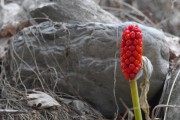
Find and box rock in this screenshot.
[60,98,100,116]
[9,21,169,118]
[157,60,180,120]
[0,1,28,28]
[156,36,180,120]
[136,0,180,36]
[165,36,180,57]
[160,12,180,37]
[22,0,51,12]
[70,100,85,112]
[29,0,120,24]
[93,0,100,4]
[70,100,90,115]
[136,0,173,22]
[164,66,180,120]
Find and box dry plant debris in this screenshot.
[26,90,60,109]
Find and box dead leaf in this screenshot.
[27,90,61,110]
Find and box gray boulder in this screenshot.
[0,1,28,28]
[156,36,180,120]
[10,21,169,118]
[136,0,180,36]
[22,0,50,11]
[164,66,180,120]
[29,0,120,24]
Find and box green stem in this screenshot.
[130,80,142,120]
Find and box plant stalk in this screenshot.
[130,80,142,120]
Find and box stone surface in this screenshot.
[22,0,50,12]
[157,60,180,120]
[136,0,173,22]
[0,1,28,28]
[10,21,169,118]
[165,67,180,120]
[160,12,180,37]
[157,36,180,120]
[136,0,180,36]
[29,0,120,24]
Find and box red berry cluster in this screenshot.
[120,25,143,80]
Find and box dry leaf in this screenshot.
[27,90,60,109]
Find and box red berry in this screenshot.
[124,46,128,51]
[133,67,139,74]
[129,56,135,62]
[126,40,132,46]
[136,32,142,39]
[120,57,125,62]
[128,25,134,30]
[125,68,132,74]
[125,34,130,40]
[134,60,140,66]
[136,45,142,53]
[121,63,127,69]
[125,30,130,34]
[133,50,138,57]
[134,28,141,32]
[123,70,130,79]
[138,41,143,47]
[129,73,135,78]
[120,49,123,54]
[133,39,139,45]
[120,41,125,48]
[130,31,135,39]
[126,50,132,57]
[122,33,125,40]
[128,45,135,51]
[136,54,142,60]
[121,55,126,62]
[129,64,135,70]
[137,63,142,69]
[125,59,130,65]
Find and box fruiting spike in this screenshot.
[120,25,143,80]
[120,25,143,120]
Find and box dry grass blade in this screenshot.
[152,104,180,120]
[113,26,120,120]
